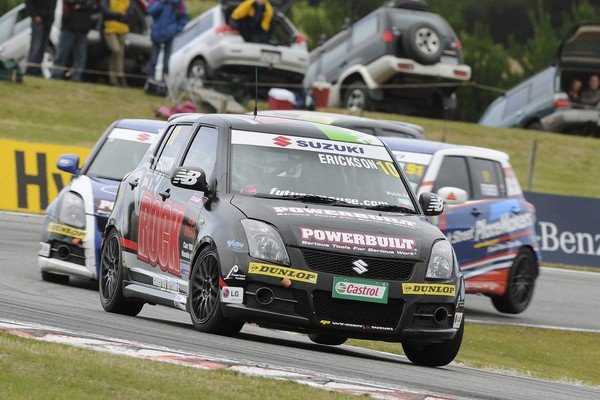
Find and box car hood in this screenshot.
[231,196,443,260]
[557,24,600,67]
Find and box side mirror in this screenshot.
[171,166,209,192]
[436,187,468,205]
[57,154,80,175]
[419,192,444,216]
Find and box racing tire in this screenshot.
[41,271,69,285]
[343,82,372,113]
[308,333,347,346]
[99,229,144,316]
[402,23,444,65]
[402,317,464,367]
[491,248,537,314]
[188,246,244,336]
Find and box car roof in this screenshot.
[381,137,508,160]
[114,119,167,132]
[255,110,425,137]
[169,113,386,145]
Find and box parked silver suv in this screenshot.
[303,0,471,117]
[167,0,308,92]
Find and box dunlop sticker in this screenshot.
[248,262,318,284]
[48,222,87,239]
[402,283,456,296]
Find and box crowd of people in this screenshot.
[23,0,274,88]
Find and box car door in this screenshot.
[122,124,194,283]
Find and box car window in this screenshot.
[433,156,471,198]
[503,85,529,118]
[351,15,377,48]
[153,125,193,175]
[85,128,158,180]
[181,126,219,179]
[381,128,416,138]
[470,158,506,199]
[530,68,553,99]
[348,126,376,135]
[172,12,213,53]
[230,131,416,211]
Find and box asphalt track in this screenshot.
[1,212,599,400]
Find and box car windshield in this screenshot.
[391,150,433,192]
[85,128,156,180]
[230,131,417,212]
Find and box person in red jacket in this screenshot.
[229,0,273,43]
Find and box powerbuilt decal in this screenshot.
[273,206,418,228]
[300,227,417,256]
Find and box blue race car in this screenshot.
[38,119,166,284]
[382,137,541,314]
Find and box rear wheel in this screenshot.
[41,271,69,285]
[188,246,244,336]
[308,334,347,346]
[343,82,372,113]
[402,318,464,367]
[99,229,144,316]
[187,59,208,85]
[492,248,537,314]
[525,121,544,131]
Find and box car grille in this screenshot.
[96,216,108,235]
[301,249,415,281]
[312,290,402,328]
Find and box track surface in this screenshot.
[1,213,599,400]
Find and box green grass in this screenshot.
[1,76,599,393]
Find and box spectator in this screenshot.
[100,0,132,87]
[230,0,273,44]
[147,0,188,82]
[581,74,600,108]
[567,79,582,103]
[24,0,58,77]
[51,0,99,82]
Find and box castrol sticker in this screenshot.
[332,277,388,304]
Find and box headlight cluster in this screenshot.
[426,240,454,280]
[58,192,86,229]
[241,219,290,265]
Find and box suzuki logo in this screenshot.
[352,259,368,275]
[136,133,152,142]
[273,135,292,147]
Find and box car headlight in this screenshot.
[426,240,453,280]
[58,192,86,229]
[241,219,290,265]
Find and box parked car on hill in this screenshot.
[38,119,166,284]
[382,137,541,314]
[302,0,471,117]
[166,0,308,92]
[257,110,425,139]
[479,24,600,135]
[0,0,152,85]
[99,113,466,367]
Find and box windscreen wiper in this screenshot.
[364,204,418,214]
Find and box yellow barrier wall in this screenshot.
[0,139,91,214]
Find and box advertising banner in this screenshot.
[0,139,90,214]
[525,191,600,268]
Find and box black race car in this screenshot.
[100,113,465,367]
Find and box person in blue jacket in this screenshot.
[147,0,188,82]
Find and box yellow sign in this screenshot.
[248,262,318,284]
[48,222,87,239]
[0,139,90,214]
[402,283,456,296]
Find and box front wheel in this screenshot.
[99,229,144,316]
[491,248,537,314]
[188,246,244,336]
[402,318,464,367]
